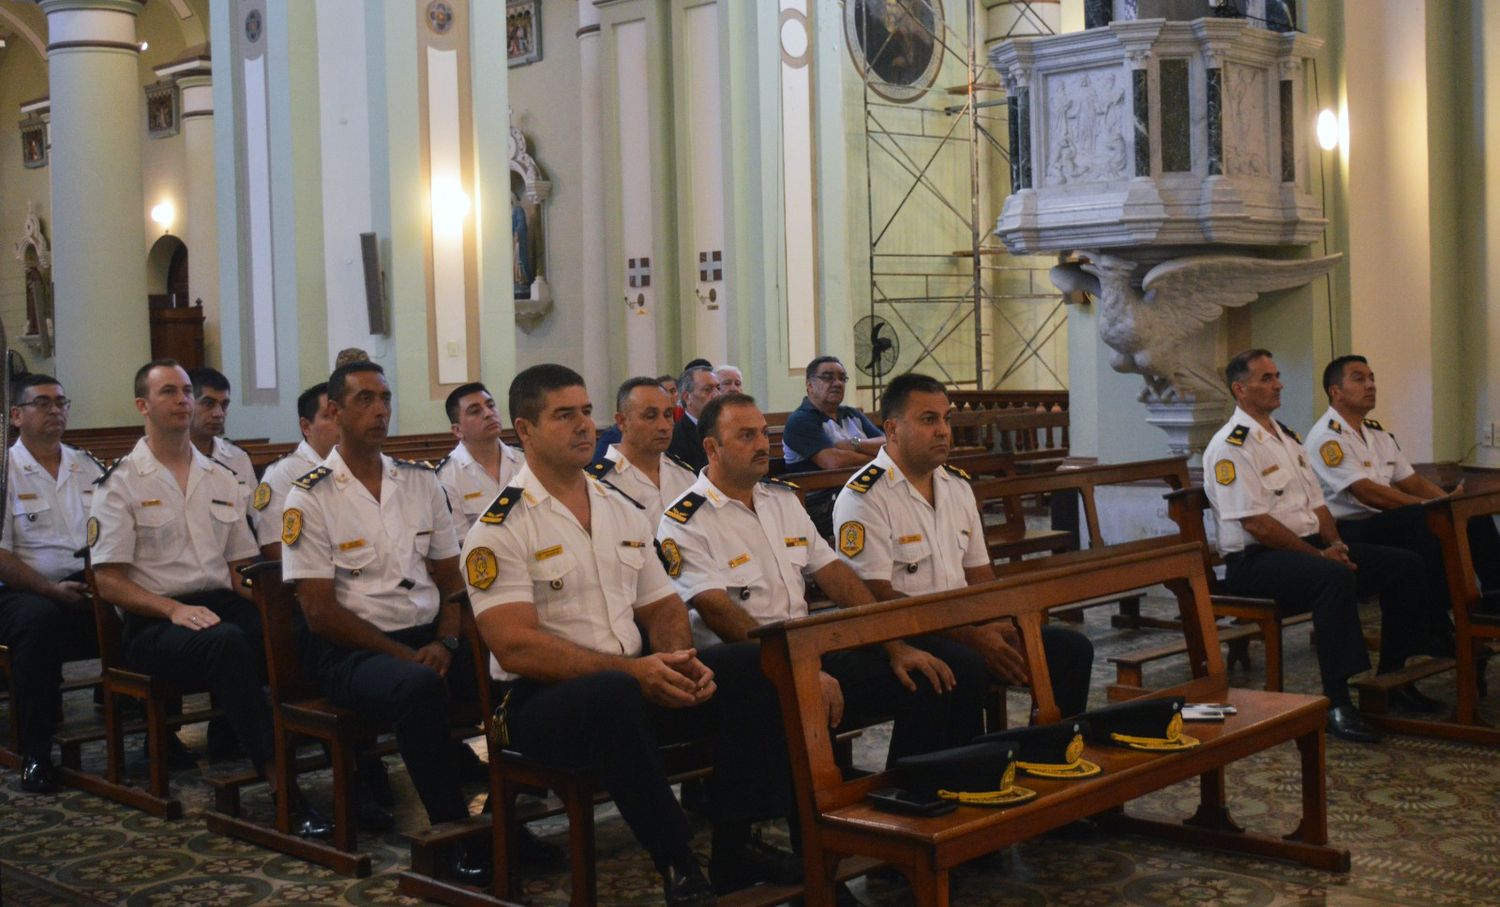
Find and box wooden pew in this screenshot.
[752,540,1347,906]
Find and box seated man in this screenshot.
[714,364,744,396]
[832,373,1095,718]
[436,382,526,533]
[188,367,256,511]
[588,377,698,516]
[251,382,339,559]
[282,361,489,882]
[463,365,798,906]
[90,360,326,832]
[1204,350,1432,741]
[666,365,721,473]
[1305,355,1500,653]
[657,392,988,764]
[781,356,884,473]
[0,374,102,792]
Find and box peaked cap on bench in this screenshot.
[1080,696,1198,752]
[894,741,1035,807]
[975,720,1100,778]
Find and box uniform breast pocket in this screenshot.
[1262,468,1291,498]
[413,528,435,558]
[894,537,933,576]
[135,505,178,556]
[11,498,54,537]
[726,558,768,603]
[334,545,379,582]
[528,549,581,615]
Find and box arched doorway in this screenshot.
[146,235,205,368]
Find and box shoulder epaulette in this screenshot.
[845,464,886,494]
[93,456,123,486]
[1276,421,1302,444]
[221,438,248,455]
[665,452,697,474]
[1225,425,1249,447]
[393,457,438,471]
[599,478,644,509]
[266,449,292,467]
[585,457,617,478]
[1328,419,1342,434]
[479,487,524,525]
[665,491,707,524]
[212,457,240,475]
[80,447,108,474]
[760,475,799,491]
[942,463,972,480]
[1362,418,1385,432]
[432,454,451,471]
[292,465,333,490]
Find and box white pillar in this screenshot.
[577,0,610,399]
[41,0,149,426]
[177,70,220,367]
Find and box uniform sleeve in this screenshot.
[960,487,990,569]
[88,479,137,566]
[1206,445,1266,521]
[632,532,677,609]
[831,485,894,582]
[252,466,287,541]
[781,410,831,461]
[425,476,460,560]
[461,520,533,616]
[1305,433,1367,496]
[280,487,334,580]
[655,514,725,603]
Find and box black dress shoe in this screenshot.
[663,864,715,906]
[1327,704,1382,743]
[1388,684,1445,714]
[517,826,567,868]
[153,733,200,770]
[294,804,335,840]
[357,754,395,809]
[206,718,246,762]
[20,756,58,794]
[441,843,493,888]
[709,835,802,894]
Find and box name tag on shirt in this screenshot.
[463,491,486,500]
[728,553,751,568]
[784,537,808,548]
[1260,465,1279,477]
[339,539,367,551]
[141,499,162,507]
[898,533,924,544]
[620,540,646,548]
[16,493,37,501]
[536,544,564,561]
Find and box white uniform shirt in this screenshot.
[1203,408,1326,555]
[461,465,673,680]
[437,440,526,533]
[212,436,256,510]
[281,447,460,632]
[88,437,259,597]
[1,442,105,581]
[1303,407,1415,521]
[250,440,324,541]
[588,445,698,518]
[655,473,838,648]
[831,448,989,595]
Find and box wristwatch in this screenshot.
[440,635,461,652]
[851,436,863,453]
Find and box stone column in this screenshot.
[576,0,609,400]
[177,70,220,367]
[41,0,149,427]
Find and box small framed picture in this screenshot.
[145,81,179,139]
[507,0,541,68]
[20,118,47,169]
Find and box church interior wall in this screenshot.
[0,26,50,363]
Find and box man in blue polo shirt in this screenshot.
[782,356,885,473]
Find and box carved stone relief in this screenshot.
[1043,68,1129,186]
[1223,63,1268,178]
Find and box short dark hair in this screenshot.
[677,365,714,402]
[328,361,386,404]
[134,358,182,399]
[805,355,843,382]
[509,363,586,425]
[683,358,713,371]
[188,367,230,396]
[1322,355,1369,400]
[699,392,758,443]
[296,383,329,423]
[656,373,676,386]
[1224,348,1273,392]
[445,382,491,424]
[616,376,669,413]
[12,373,62,406]
[880,372,948,422]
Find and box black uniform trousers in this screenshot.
[301,621,479,826]
[0,584,96,760]
[1340,504,1500,618]
[121,588,274,768]
[1224,538,1428,699]
[503,641,789,874]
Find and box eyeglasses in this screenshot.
[813,372,849,384]
[17,396,70,411]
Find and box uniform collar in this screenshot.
[1230,407,1284,444]
[324,446,400,489]
[294,440,323,465]
[1319,406,1354,436]
[212,435,241,459]
[130,436,215,477]
[691,472,764,510]
[451,438,519,469]
[513,462,611,510]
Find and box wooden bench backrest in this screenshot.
[1163,486,1226,586]
[970,456,1190,549]
[752,539,1220,813]
[788,452,1020,506]
[949,408,1070,455]
[1424,488,1500,621]
[240,561,320,703]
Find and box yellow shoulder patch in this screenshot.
[252,482,272,511]
[281,508,304,547]
[1319,440,1344,467]
[838,521,866,557]
[1213,460,1236,486]
[659,538,683,578]
[465,547,499,590]
[86,516,100,548]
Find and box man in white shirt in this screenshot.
[251,382,339,558]
[0,374,101,791]
[188,368,256,511]
[832,373,1095,718]
[587,377,697,517]
[436,382,526,532]
[1203,350,1430,741]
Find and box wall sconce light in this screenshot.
[150,201,175,233]
[1316,108,1340,151]
[431,176,471,239]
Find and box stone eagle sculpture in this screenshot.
[1050,252,1343,402]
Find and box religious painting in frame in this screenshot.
[506,0,540,68]
[843,0,946,103]
[19,118,47,169]
[145,80,180,139]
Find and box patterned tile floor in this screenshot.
[3,596,1500,906]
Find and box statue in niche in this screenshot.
[12,201,54,356]
[512,189,536,299]
[508,120,552,330]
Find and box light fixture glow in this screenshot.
[430,176,471,239]
[139,41,149,52]
[150,201,175,231]
[1316,109,1339,151]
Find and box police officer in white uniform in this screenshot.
[281,361,489,883]
[251,382,340,558]
[0,374,101,791]
[436,382,526,532]
[1203,350,1429,741]
[1305,355,1500,650]
[463,365,794,906]
[90,360,326,825]
[658,392,987,773]
[832,373,1095,718]
[586,377,697,517]
[188,368,256,512]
